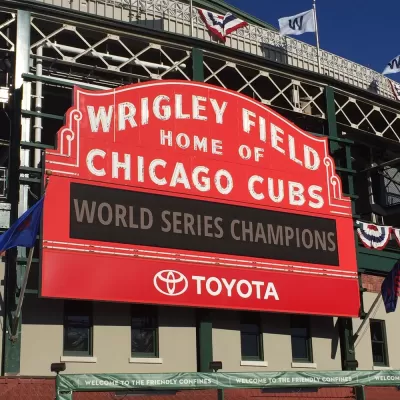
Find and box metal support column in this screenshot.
[197,310,213,372]
[3,10,31,375]
[3,87,21,375]
[16,10,31,221]
[325,86,340,155]
[325,85,363,399]
[354,386,366,400]
[192,48,204,82]
[191,47,212,373]
[34,45,43,167]
[366,149,378,223]
[338,317,358,371]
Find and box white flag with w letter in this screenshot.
[383,55,400,75]
[279,9,315,36]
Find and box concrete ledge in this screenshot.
[372,365,392,370]
[240,360,268,367]
[60,356,97,363]
[129,357,163,364]
[291,362,317,369]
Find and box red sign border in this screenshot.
[39,80,360,317]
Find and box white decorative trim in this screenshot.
[129,357,163,364]
[60,356,97,363]
[240,360,268,367]
[373,365,392,370]
[46,80,352,218]
[43,240,358,280]
[291,362,317,369]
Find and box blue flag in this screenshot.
[0,197,44,252]
[381,261,400,313]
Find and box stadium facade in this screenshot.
[0,1,399,400]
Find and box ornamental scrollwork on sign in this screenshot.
[45,106,82,176]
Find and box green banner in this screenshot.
[57,370,400,397]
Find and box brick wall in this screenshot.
[0,378,55,400]
[0,378,356,400]
[361,274,383,293]
[0,377,399,400]
[365,387,400,400]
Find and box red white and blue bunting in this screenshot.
[356,221,392,250]
[197,8,248,42]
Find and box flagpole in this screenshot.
[10,175,49,339]
[189,0,194,37]
[11,246,35,337]
[312,0,322,74]
[351,292,381,344]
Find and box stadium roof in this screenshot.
[194,0,278,32]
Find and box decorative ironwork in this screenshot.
[30,15,191,86]
[335,89,400,142]
[0,9,15,53]
[381,167,400,207]
[29,0,397,101]
[203,53,326,118]
[0,9,15,88]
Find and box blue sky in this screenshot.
[224,0,399,82]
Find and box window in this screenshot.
[240,313,263,361]
[291,315,312,362]
[131,305,158,357]
[63,301,92,356]
[370,320,389,366]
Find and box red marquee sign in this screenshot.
[41,80,360,317]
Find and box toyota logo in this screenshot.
[153,270,189,296]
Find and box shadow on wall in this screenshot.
[20,295,339,360]
[260,41,289,67]
[212,309,339,361]
[331,318,340,360]
[21,295,64,326]
[368,79,379,95]
[20,295,196,329]
[131,18,164,31]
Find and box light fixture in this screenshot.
[209,361,222,372]
[50,362,66,374]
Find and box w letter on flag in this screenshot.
[198,9,248,42]
[383,55,400,75]
[279,9,315,36]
